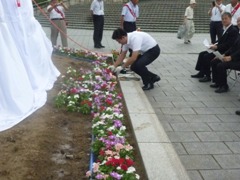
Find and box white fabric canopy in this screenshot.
[0,0,60,132]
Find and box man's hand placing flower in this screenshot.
[114,66,123,75]
[108,65,115,71]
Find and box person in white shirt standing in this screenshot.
[111,28,161,91]
[120,0,139,57]
[47,0,68,47]
[90,0,104,48]
[183,0,196,44]
[223,0,240,28]
[120,0,139,33]
[208,0,226,44]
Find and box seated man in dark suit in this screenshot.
[191,12,238,82]
[210,17,240,93]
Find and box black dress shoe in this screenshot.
[215,85,229,93]
[100,45,105,48]
[152,75,161,83]
[94,45,101,48]
[191,72,204,78]
[199,76,211,82]
[210,83,219,88]
[236,110,240,115]
[142,83,154,91]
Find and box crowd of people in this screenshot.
[46,0,240,114]
[2,0,240,131]
[190,0,240,115]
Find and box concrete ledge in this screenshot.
[120,80,190,180]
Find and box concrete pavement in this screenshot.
[43,27,240,180]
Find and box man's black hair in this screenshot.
[222,12,232,19]
[112,28,127,40]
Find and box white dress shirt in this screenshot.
[224,3,240,25]
[122,31,157,54]
[90,0,104,15]
[121,1,139,22]
[211,4,226,21]
[47,5,65,19]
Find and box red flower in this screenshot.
[70,88,78,94]
[78,77,84,81]
[100,106,105,111]
[81,100,92,107]
[120,164,128,171]
[106,99,112,106]
[106,158,119,167]
[99,149,105,156]
[101,84,107,89]
[119,158,125,165]
[125,159,134,167]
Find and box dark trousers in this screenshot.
[210,21,223,44]
[123,21,137,57]
[130,45,160,85]
[211,60,240,86]
[123,21,137,33]
[93,15,104,46]
[195,51,215,77]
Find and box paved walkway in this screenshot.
[43,28,240,180]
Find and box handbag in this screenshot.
[177,25,186,39]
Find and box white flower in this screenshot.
[100,160,106,165]
[74,94,79,99]
[106,107,113,112]
[126,167,136,173]
[107,126,115,131]
[116,134,123,138]
[98,130,104,135]
[120,126,126,131]
[92,121,105,128]
[114,155,120,159]
[68,101,75,105]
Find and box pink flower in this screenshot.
[86,171,91,177]
[115,143,124,152]
[93,162,100,173]
[105,150,113,156]
[125,144,133,151]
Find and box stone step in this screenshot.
[35,0,212,33]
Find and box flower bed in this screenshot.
[55,48,140,180]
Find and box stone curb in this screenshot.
[120,80,190,180]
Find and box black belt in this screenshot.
[187,18,193,20]
[51,18,64,20]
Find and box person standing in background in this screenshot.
[120,0,139,57]
[183,0,196,44]
[47,0,68,47]
[90,0,105,48]
[208,0,225,44]
[120,0,139,33]
[223,0,240,28]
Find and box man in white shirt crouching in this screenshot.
[111,28,160,91]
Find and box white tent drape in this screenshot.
[0,0,60,132]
